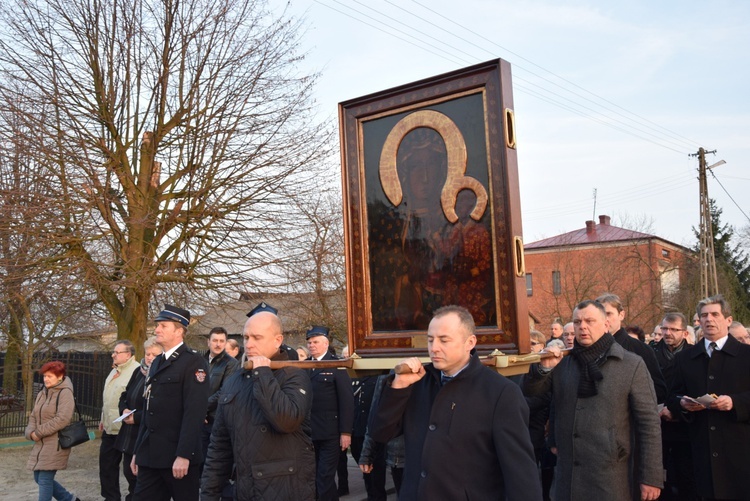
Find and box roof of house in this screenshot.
[525,215,676,250]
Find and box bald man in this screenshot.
[201,311,315,500]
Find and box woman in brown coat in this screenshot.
[25,361,81,501]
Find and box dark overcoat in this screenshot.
[200,348,316,501]
[666,335,750,500]
[370,355,541,501]
[307,352,354,440]
[524,342,663,501]
[133,343,210,468]
[115,367,146,455]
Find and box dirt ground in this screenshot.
[0,438,127,501]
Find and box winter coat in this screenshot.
[204,351,240,424]
[101,355,139,434]
[524,342,663,501]
[613,328,667,403]
[134,343,210,468]
[25,377,75,471]
[115,367,147,455]
[200,348,316,501]
[666,335,750,500]
[370,355,542,501]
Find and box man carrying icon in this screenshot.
[368,305,541,500]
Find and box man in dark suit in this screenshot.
[131,304,209,501]
[653,312,697,500]
[307,326,354,501]
[371,305,542,500]
[665,294,750,500]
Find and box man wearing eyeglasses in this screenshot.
[100,340,139,501]
[653,313,696,500]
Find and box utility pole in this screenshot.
[692,147,719,298]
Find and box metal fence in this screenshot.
[0,351,113,438]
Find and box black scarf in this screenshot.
[570,332,615,398]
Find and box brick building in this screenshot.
[524,215,694,332]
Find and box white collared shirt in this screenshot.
[704,335,729,353]
[163,342,184,360]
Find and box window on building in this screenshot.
[661,267,680,297]
[552,270,561,296]
[526,273,533,296]
[662,249,670,258]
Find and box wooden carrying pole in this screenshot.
[243,350,568,374]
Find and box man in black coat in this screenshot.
[200,309,316,500]
[665,294,750,500]
[653,312,697,500]
[307,326,354,501]
[597,293,667,403]
[131,304,210,501]
[369,305,541,501]
[200,326,239,474]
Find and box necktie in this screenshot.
[441,374,454,386]
[708,342,717,357]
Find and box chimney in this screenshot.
[585,220,596,234]
[598,215,611,226]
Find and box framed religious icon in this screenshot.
[339,58,530,356]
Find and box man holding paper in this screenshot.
[665,294,750,500]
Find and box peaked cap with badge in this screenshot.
[245,301,298,360]
[306,325,330,339]
[154,304,191,327]
[132,303,209,498]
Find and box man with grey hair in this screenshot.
[665,294,750,500]
[100,339,139,501]
[562,322,575,349]
[370,305,541,500]
[728,321,750,344]
[525,300,663,501]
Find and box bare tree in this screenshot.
[273,179,348,343]
[0,96,101,406]
[0,0,332,349]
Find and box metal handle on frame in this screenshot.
[504,108,516,149]
[513,235,525,277]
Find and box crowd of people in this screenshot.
[23,293,750,501]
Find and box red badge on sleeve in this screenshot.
[195,369,207,383]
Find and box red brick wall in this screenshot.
[524,239,689,331]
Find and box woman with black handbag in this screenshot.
[25,361,81,501]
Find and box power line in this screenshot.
[314,0,702,155]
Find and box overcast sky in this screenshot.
[281,0,750,248]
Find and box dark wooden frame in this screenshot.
[339,59,530,356]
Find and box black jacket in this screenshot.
[666,335,750,499]
[613,328,667,403]
[134,344,210,468]
[200,348,315,501]
[653,339,690,442]
[307,352,354,441]
[115,367,146,455]
[204,351,240,423]
[370,355,541,501]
